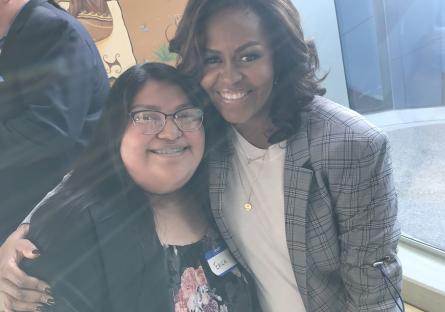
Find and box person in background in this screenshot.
[0,0,403,311]
[0,0,109,243]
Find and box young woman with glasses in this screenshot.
[1,62,257,312]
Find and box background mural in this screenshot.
[57,0,188,79]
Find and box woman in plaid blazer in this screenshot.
[0,0,402,311]
[170,0,403,311]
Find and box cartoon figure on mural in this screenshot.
[54,0,188,79]
[55,0,134,79]
[68,0,113,41]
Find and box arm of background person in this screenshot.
[0,15,104,170]
[334,131,402,311]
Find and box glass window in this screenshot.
[335,0,445,251]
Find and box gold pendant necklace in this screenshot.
[243,202,253,211]
[235,145,269,212]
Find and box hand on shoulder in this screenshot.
[0,224,52,312]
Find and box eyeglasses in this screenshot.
[129,107,204,134]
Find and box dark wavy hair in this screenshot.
[170,0,326,143]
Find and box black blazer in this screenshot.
[0,0,109,242]
[23,181,259,312]
[23,190,171,312]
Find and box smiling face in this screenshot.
[200,7,275,133]
[120,80,205,195]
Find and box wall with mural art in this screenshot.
[57,0,188,80]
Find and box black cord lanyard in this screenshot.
[373,258,405,312]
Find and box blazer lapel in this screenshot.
[89,194,171,312]
[88,198,148,312]
[207,132,250,270]
[283,112,313,308]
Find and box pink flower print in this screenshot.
[202,298,218,312]
[186,292,200,311]
[175,300,188,312]
[197,285,211,305]
[180,267,200,299]
[195,266,208,286]
[174,266,216,312]
[175,284,190,311]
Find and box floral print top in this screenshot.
[163,227,256,312]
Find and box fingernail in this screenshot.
[44,287,52,295]
[47,298,56,305]
[32,249,41,255]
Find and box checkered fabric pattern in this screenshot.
[208,96,402,312]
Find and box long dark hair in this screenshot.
[25,63,210,311]
[71,62,208,198]
[170,0,326,144]
[33,62,209,236]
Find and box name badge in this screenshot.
[205,244,237,277]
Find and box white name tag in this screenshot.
[205,244,237,277]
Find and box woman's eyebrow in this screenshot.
[131,103,193,111]
[175,103,194,110]
[130,104,159,111]
[204,41,263,54]
[235,41,263,53]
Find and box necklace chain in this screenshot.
[234,144,269,212]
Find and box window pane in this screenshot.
[335,0,445,251]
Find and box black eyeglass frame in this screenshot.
[128,107,204,134]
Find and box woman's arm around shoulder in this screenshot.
[21,200,109,312]
[0,224,52,312]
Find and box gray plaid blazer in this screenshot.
[207,96,402,311]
